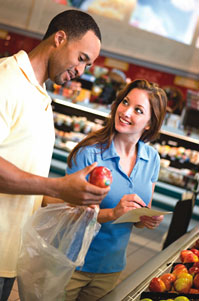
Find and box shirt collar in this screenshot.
[13,50,49,98]
[102,140,119,160]
[102,140,149,161]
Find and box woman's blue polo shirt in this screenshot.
[66,140,160,273]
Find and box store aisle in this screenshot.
[8,208,198,300]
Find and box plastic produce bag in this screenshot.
[17,203,100,301]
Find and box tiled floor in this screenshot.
[8,207,198,300]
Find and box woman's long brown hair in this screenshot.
[67,79,167,168]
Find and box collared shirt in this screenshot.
[67,140,160,273]
[0,51,55,277]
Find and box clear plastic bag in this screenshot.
[17,203,100,301]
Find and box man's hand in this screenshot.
[56,163,110,205]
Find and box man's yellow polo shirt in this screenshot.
[0,50,55,277]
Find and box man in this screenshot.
[0,10,109,300]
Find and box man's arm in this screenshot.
[0,157,109,205]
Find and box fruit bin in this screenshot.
[140,291,199,300]
[100,226,199,301]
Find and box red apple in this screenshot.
[89,166,112,188]
[191,248,199,257]
[149,277,166,292]
[180,250,193,262]
[193,273,199,289]
[160,273,176,290]
[174,277,192,294]
[183,252,198,263]
[189,266,199,276]
[189,288,199,294]
[172,266,188,278]
[173,264,186,271]
[193,262,199,268]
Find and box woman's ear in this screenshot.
[145,124,150,130]
[54,30,67,47]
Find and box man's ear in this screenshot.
[54,30,67,47]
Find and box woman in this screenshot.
[65,79,168,300]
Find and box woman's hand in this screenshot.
[138,214,164,229]
[113,194,146,220]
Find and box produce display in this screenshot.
[53,112,103,151]
[89,166,113,188]
[140,239,199,301]
[152,143,199,166]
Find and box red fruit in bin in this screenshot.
[180,250,193,262]
[189,266,199,276]
[89,166,112,188]
[189,288,199,294]
[149,277,166,292]
[193,273,199,289]
[172,266,188,278]
[160,273,176,290]
[191,248,199,257]
[183,252,198,263]
[173,264,187,271]
[193,262,199,268]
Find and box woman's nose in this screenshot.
[124,106,133,116]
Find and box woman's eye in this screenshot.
[135,107,143,114]
[122,98,128,105]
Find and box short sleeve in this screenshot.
[151,151,160,183]
[66,147,95,177]
[0,96,13,143]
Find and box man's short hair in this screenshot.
[43,9,101,42]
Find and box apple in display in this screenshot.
[149,277,166,292]
[188,265,199,276]
[193,272,199,289]
[89,166,112,188]
[174,277,192,294]
[191,248,199,257]
[174,297,190,301]
[172,265,188,278]
[160,273,176,290]
[180,250,193,262]
[183,252,198,263]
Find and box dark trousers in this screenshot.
[0,277,15,301]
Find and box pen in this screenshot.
[133,201,149,209]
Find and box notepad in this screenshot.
[113,208,172,224]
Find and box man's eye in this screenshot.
[79,56,84,62]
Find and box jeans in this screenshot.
[0,277,15,301]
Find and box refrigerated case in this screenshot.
[100,226,199,301]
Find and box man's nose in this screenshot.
[75,63,86,77]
